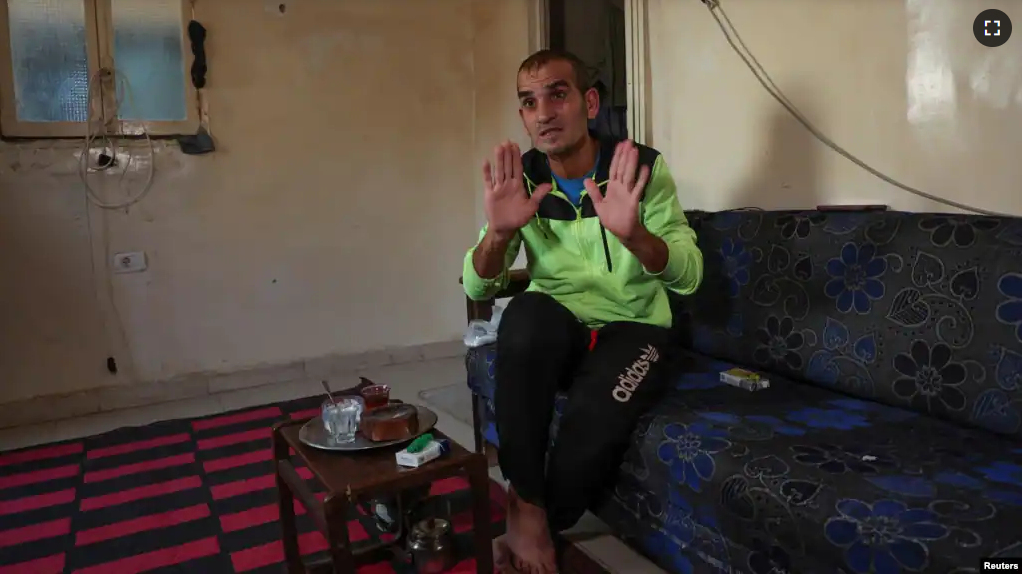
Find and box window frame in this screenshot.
[0,0,199,139]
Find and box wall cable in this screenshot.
[79,68,155,210]
[701,0,1015,217]
[80,68,149,382]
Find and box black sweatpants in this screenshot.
[494,292,673,532]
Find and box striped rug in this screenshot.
[0,394,505,573]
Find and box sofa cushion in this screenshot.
[678,210,1022,437]
[465,344,568,447]
[594,352,1021,573]
[465,343,498,402]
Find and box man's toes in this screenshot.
[517,556,555,574]
[494,536,519,571]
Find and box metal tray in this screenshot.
[298,405,438,452]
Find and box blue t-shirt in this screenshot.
[550,154,599,207]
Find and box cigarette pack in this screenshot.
[396,440,443,468]
[719,368,770,391]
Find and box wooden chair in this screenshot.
[458,269,530,459]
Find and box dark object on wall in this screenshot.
[177,125,215,155]
[96,153,116,168]
[180,20,215,155]
[188,20,207,89]
[106,356,117,374]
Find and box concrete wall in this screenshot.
[0,0,531,413]
[1,0,1019,421]
[646,0,1021,214]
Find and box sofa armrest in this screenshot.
[458,269,530,324]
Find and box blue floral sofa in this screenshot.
[464,209,1022,573]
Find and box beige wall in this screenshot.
[647,0,1021,215]
[0,0,530,404]
[2,0,1020,407]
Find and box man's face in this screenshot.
[516,60,599,155]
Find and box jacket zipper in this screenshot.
[583,180,613,273]
[549,185,595,277]
[547,178,613,275]
[599,225,613,272]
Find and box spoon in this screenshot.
[321,380,337,406]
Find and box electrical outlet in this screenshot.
[112,251,148,273]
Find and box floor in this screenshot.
[0,357,666,574]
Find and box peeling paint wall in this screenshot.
[0,0,531,402]
[647,0,1021,214]
[6,0,1018,405]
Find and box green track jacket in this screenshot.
[462,137,703,329]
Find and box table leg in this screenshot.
[272,426,304,574]
[468,454,494,574]
[324,496,357,573]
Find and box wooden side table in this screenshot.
[272,418,494,573]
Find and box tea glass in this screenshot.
[360,384,391,411]
[321,397,363,444]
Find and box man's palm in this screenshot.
[483,142,551,235]
[584,141,650,241]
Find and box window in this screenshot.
[0,0,197,138]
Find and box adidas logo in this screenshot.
[612,345,660,403]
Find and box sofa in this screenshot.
[464,209,1022,573]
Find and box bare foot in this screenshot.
[493,534,516,573]
[505,487,558,574]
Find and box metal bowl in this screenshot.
[297,404,438,452]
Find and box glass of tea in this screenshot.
[361,384,390,411]
[321,397,363,444]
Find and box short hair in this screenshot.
[517,49,592,94]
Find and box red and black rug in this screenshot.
[0,394,506,573]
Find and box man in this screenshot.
[462,49,703,573]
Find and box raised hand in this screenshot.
[483,141,552,237]
[584,140,650,242]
